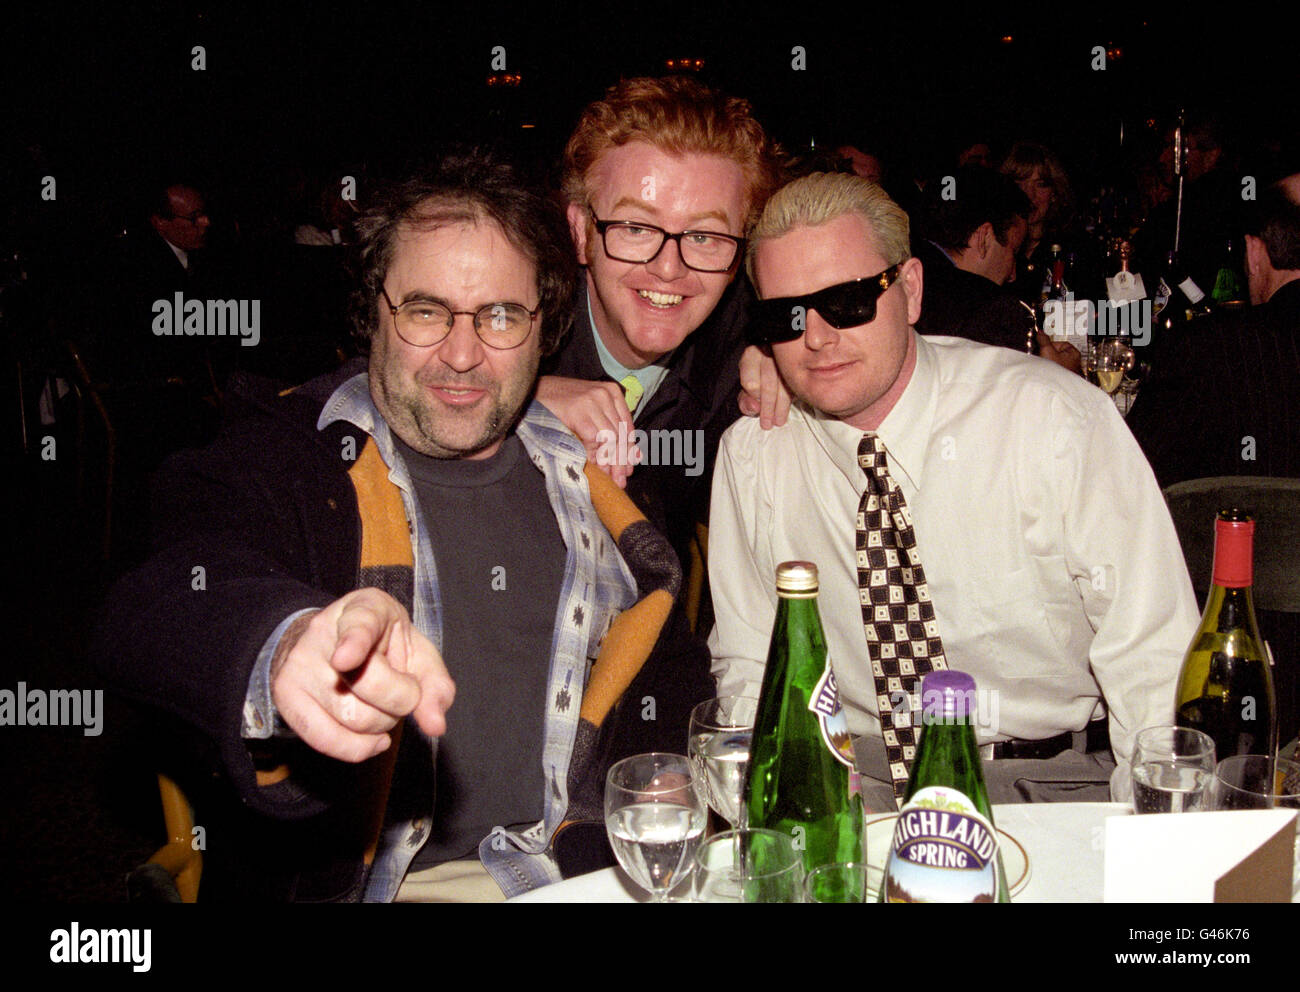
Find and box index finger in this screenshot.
[329,599,398,675]
[338,621,423,719]
[406,632,455,738]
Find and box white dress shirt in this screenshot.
[708,333,1200,792]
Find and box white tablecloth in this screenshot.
[510,802,1131,903]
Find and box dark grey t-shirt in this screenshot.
[394,433,567,868]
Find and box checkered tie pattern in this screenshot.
[855,433,948,802]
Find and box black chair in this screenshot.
[1163,476,1300,751]
[1163,477,1300,613]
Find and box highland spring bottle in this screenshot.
[742,562,864,876]
[880,670,1010,903]
[1175,510,1277,761]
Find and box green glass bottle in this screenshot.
[1175,510,1277,761]
[880,670,1010,902]
[742,561,864,877]
[1210,239,1246,308]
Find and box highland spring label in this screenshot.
[808,661,855,769]
[882,785,1000,902]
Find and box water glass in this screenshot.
[694,828,803,903]
[1130,725,1215,814]
[1212,756,1300,896]
[1211,756,1300,810]
[604,753,706,901]
[688,696,757,829]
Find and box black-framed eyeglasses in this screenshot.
[751,264,903,345]
[379,285,540,350]
[170,210,210,225]
[588,206,744,273]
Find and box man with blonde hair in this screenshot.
[538,75,782,763]
[708,172,1200,806]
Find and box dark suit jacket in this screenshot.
[91,230,209,380]
[1127,280,1300,489]
[913,240,1036,353]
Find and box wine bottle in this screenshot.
[1039,243,1066,310]
[742,561,864,877]
[1210,239,1246,308]
[1175,510,1277,761]
[1154,250,1212,326]
[879,670,1009,902]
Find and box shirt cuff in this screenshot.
[240,608,320,740]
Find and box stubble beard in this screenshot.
[371,356,538,459]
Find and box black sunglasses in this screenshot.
[751,264,903,345]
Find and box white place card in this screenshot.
[1103,809,1296,902]
[1106,269,1147,302]
[1042,298,1093,355]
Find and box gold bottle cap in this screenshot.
[775,561,819,596]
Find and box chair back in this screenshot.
[1163,476,1300,613]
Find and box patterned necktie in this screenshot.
[855,433,948,803]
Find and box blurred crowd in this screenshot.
[4,97,1296,576]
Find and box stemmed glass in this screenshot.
[604,753,707,902]
[688,696,757,831]
[1089,336,1135,397]
[1130,725,1216,814]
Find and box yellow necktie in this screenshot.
[620,375,644,413]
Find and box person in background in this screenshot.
[1128,173,1300,486]
[1000,140,1079,305]
[912,166,1081,372]
[1136,112,1245,297]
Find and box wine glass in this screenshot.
[1090,337,1135,397]
[604,753,707,902]
[688,696,757,830]
[1130,725,1216,814]
[694,828,804,903]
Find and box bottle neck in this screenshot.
[772,593,827,671]
[1201,583,1258,634]
[908,713,987,802]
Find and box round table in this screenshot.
[509,802,1131,902]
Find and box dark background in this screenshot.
[3,2,1296,903]
[6,5,1298,233]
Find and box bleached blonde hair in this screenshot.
[745,172,910,287]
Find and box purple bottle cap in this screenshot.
[920,670,977,721]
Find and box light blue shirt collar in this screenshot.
[586,292,671,415]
